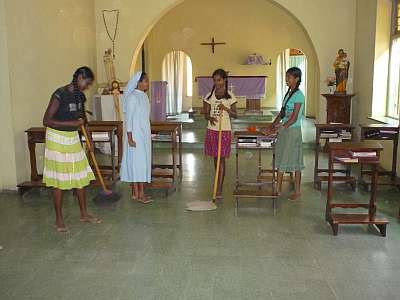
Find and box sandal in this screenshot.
[56,226,69,233]
[80,216,102,224]
[137,195,153,204]
[288,193,301,202]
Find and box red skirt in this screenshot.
[204,129,232,158]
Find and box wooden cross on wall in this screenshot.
[201,37,226,54]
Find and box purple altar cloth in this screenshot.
[150,81,167,121]
[196,76,267,99]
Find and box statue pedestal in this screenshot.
[322,93,355,124]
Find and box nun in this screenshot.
[120,72,153,204]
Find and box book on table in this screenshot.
[334,157,359,163]
[321,133,338,138]
[350,151,377,158]
[329,138,342,143]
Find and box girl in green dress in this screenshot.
[264,67,304,201]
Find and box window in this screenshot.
[388,38,400,118]
[162,50,193,114]
[387,0,400,118]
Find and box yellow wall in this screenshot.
[95,0,358,122]
[353,0,378,128]
[1,0,97,189]
[141,0,318,114]
[0,0,17,190]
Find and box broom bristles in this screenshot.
[93,190,121,206]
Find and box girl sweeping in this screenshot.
[204,69,237,199]
[264,67,304,201]
[43,66,100,232]
[120,72,152,204]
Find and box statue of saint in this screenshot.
[333,49,350,94]
[103,48,116,88]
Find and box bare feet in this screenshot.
[288,193,301,202]
[80,214,102,224]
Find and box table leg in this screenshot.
[117,123,123,172]
[326,152,333,222]
[28,140,39,182]
[172,132,177,182]
[314,129,319,189]
[369,163,378,221]
[314,143,320,190]
[258,148,261,190]
[178,124,183,180]
[272,145,276,195]
[111,131,115,181]
[392,133,398,180]
[234,142,239,215]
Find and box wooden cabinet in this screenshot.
[322,94,355,124]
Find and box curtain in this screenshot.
[289,54,307,101]
[276,49,290,108]
[162,50,185,114]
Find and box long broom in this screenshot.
[186,112,222,211]
[81,125,121,205]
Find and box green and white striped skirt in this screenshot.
[275,127,304,172]
[43,127,95,190]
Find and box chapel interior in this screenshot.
[1,0,400,299]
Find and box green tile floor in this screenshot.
[1,149,400,300]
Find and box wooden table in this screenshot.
[359,124,400,189]
[326,141,388,236]
[149,122,182,195]
[233,131,278,215]
[151,121,183,180]
[17,121,123,194]
[314,124,355,190]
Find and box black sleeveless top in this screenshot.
[51,86,86,131]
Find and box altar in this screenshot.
[196,76,267,114]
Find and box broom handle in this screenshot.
[212,112,223,201]
[80,125,108,192]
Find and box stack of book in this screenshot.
[320,131,338,138]
[364,130,380,138]
[350,151,378,161]
[238,137,258,147]
[335,157,359,163]
[258,137,273,148]
[339,130,352,140]
[334,151,378,164]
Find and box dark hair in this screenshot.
[206,68,231,100]
[72,66,94,119]
[279,67,302,119]
[139,72,147,84]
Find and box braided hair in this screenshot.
[206,68,231,100]
[71,66,94,120]
[279,67,302,119]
